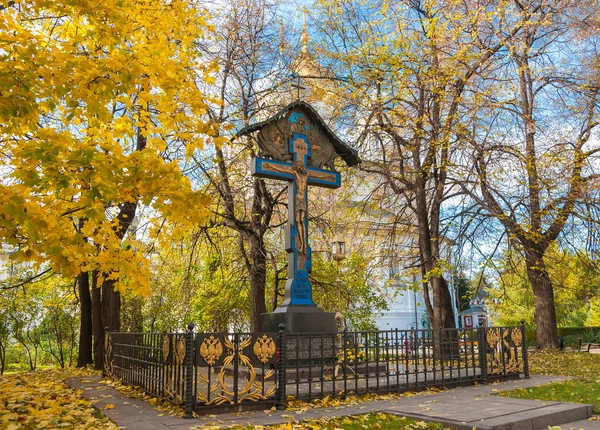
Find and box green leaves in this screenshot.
[489,246,600,328]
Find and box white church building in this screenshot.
[372,236,460,331]
[375,276,431,331]
[374,273,460,331]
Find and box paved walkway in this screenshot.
[66,375,598,429]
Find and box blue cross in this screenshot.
[251,116,340,307]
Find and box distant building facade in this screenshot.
[459,289,494,328]
[375,275,431,331]
[374,237,459,331]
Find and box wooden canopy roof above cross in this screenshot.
[237,100,361,169]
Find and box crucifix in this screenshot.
[291,75,306,100]
[251,112,340,309]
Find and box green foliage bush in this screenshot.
[525,326,600,347]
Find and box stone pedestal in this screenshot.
[259,306,336,333]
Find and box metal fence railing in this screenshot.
[106,331,187,403]
[104,322,529,416]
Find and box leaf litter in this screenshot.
[0,367,118,429]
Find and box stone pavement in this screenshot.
[66,375,598,430]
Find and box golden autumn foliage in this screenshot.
[0,1,221,295]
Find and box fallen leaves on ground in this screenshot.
[527,351,600,378]
[285,387,445,412]
[0,368,118,429]
[101,376,185,416]
[230,412,447,429]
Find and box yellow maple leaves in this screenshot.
[0,0,219,296]
[0,368,118,429]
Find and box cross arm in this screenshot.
[251,157,294,181]
[306,167,341,189]
[251,157,341,189]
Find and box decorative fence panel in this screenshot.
[484,325,528,377]
[104,323,529,416]
[193,332,278,407]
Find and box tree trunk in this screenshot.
[101,280,121,332]
[525,249,559,349]
[95,131,143,341]
[19,340,34,371]
[0,341,5,375]
[270,255,283,312]
[439,275,456,329]
[431,276,444,331]
[415,183,455,331]
[69,314,76,367]
[420,256,455,331]
[92,272,104,370]
[77,271,93,367]
[420,263,434,322]
[248,233,267,332]
[438,275,459,359]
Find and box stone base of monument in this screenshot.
[259,306,336,333]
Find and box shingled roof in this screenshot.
[236,100,361,167]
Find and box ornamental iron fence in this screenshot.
[104,323,528,416]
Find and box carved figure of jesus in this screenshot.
[266,159,309,256]
[292,160,308,255]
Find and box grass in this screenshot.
[232,412,448,429]
[500,351,600,413]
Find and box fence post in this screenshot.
[521,320,530,379]
[233,332,239,405]
[343,328,348,393]
[478,326,488,384]
[276,323,287,410]
[184,322,195,419]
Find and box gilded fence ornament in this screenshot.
[196,372,210,403]
[200,335,223,366]
[162,335,171,363]
[103,333,113,376]
[486,328,501,350]
[505,328,524,373]
[511,327,522,346]
[174,337,186,365]
[253,335,276,364]
[486,328,504,375]
[203,336,276,406]
[485,327,524,375]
